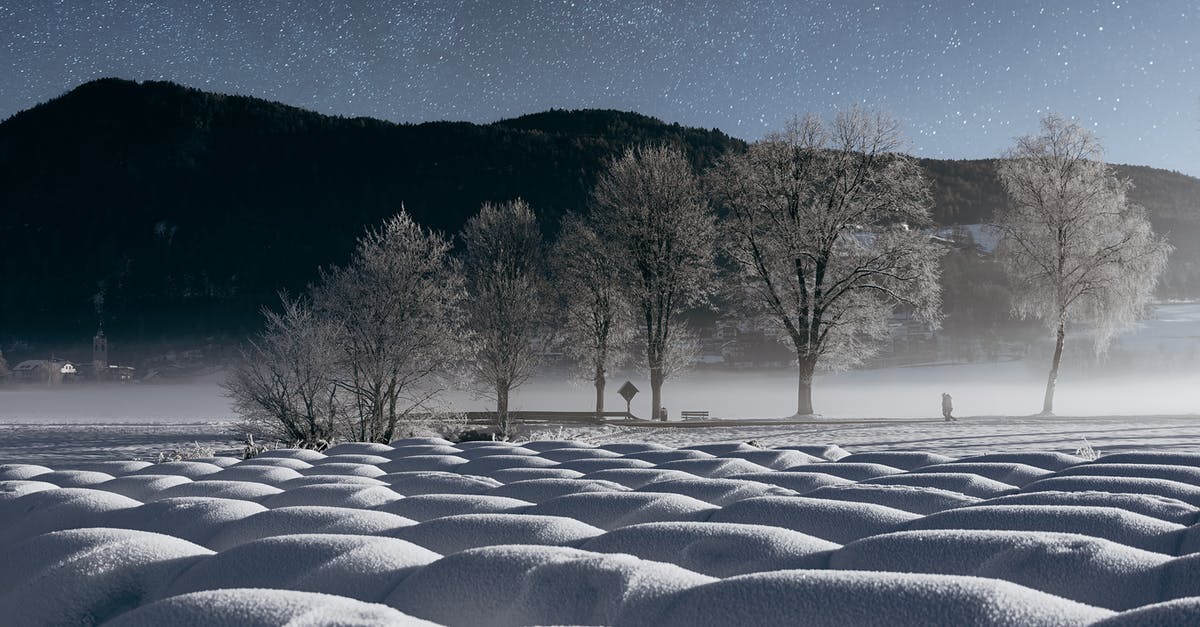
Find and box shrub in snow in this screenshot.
[1022,476,1200,507]
[163,533,440,603]
[806,484,981,515]
[637,569,1112,627]
[105,588,436,626]
[380,471,501,496]
[387,545,714,627]
[655,458,774,478]
[862,472,1018,498]
[914,462,1051,487]
[800,462,904,480]
[260,483,402,509]
[837,451,954,470]
[710,496,917,544]
[149,479,283,503]
[100,497,267,546]
[378,494,533,522]
[635,478,798,506]
[528,491,717,530]
[205,505,415,551]
[0,528,212,625]
[454,428,503,442]
[394,513,604,553]
[581,521,837,576]
[906,505,1184,554]
[970,490,1199,526]
[486,478,630,504]
[1075,438,1101,461]
[0,487,141,545]
[955,451,1086,471]
[830,529,1169,610]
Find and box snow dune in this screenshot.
[4,438,1200,625]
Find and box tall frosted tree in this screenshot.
[997,114,1171,415]
[461,198,549,437]
[591,145,716,420]
[551,212,634,420]
[709,108,942,416]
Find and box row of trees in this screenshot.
[228,109,1171,444]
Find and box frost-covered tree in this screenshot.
[551,212,634,420]
[997,114,1171,415]
[225,295,340,447]
[709,109,942,416]
[313,211,465,442]
[461,199,549,437]
[591,145,716,420]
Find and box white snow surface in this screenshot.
[6,437,1200,625]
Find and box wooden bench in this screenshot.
[680,410,710,421]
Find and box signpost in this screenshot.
[617,381,639,419]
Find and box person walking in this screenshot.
[941,393,956,422]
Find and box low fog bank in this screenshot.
[0,382,236,423]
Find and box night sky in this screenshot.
[2,1,1197,175]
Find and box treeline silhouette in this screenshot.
[2,78,1197,342]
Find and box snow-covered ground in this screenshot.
[4,438,1200,625]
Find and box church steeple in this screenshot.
[93,325,108,378]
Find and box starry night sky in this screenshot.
[2,1,1197,175]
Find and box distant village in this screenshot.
[0,328,134,385]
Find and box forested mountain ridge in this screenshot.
[2,78,1198,341]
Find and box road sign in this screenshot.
[617,381,639,403]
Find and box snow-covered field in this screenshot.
[5,438,1200,625]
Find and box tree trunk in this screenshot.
[496,386,510,438]
[650,367,664,421]
[796,356,816,416]
[594,366,606,422]
[1042,317,1066,416]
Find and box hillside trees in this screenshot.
[591,145,717,420]
[996,114,1171,415]
[461,199,551,437]
[551,212,634,420]
[709,109,943,416]
[226,210,465,444]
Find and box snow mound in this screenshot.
[641,569,1112,627]
[838,451,954,470]
[384,445,463,459]
[0,464,52,480]
[394,513,604,553]
[164,534,440,602]
[0,487,141,545]
[58,460,152,475]
[579,468,702,489]
[390,437,454,447]
[1099,452,1200,468]
[95,473,193,501]
[518,439,596,451]
[486,478,630,503]
[776,444,852,461]
[801,462,904,480]
[681,442,761,455]
[581,521,837,576]
[261,483,402,509]
[729,471,854,494]
[324,442,396,456]
[101,497,267,546]
[830,529,1169,610]
[381,471,501,496]
[388,545,714,627]
[456,454,560,476]
[656,458,774,478]
[1023,476,1200,507]
[281,475,388,488]
[973,490,1200,525]
[956,452,1085,471]
[380,454,469,473]
[378,493,533,521]
[0,479,58,502]
[130,461,224,478]
[488,467,586,482]
[0,528,211,625]
[149,479,283,502]
[596,442,671,454]
[1092,597,1200,627]
[314,453,392,465]
[205,505,415,551]
[536,447,623,462]
[189,456,240,467]
[33,469,115,488]
[619,449,716,464]
[253,448,328,461]
[635,477,798,505]
[453,446,538,459]
[710,496,918,544]
[916,462,1051,486]
[806,483,981,515]
[863,472,1017,498]
[106,588,436,626]
[528,491,717,530]
[906,504,1185,553]
[237,457,315,470]
[556,458,657,473]
[209,465,305,486]
[296,462,386,478]
[1056,463,1200,487]
[719,448,823,469]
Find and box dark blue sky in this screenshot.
[2,1,1197,174]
